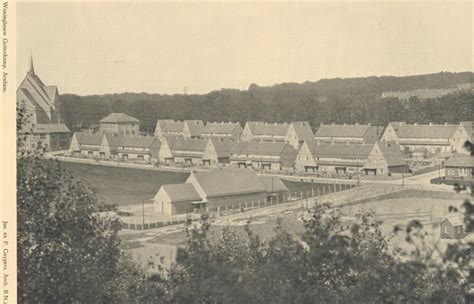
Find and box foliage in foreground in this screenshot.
[17,157,148,303]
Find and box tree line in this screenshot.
[59,72,474,132]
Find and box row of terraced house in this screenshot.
[68,113,473,178]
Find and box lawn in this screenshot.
[59,162,350,207]
[60,162,189,206]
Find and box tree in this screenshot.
[16,107,153,303]
[158,205,466,303]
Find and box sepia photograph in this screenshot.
[2,1,473,303]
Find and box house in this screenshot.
[296,140,408,176]
[153,183,202,214]
[20,123,71,152]
[440,215,465,239]
[153,169,289,215]
[157,136,180,164]
[171,137,208,165]
[285,122,314,149]
[295,141,373,174]
[99,113,140,136]
[200,121,243,140]
[69,132,104,157]
[230,141,298,171]
[381,122,472,155]
[314,123,382,144]
[115,136,161,161]
[154,120,204,139]
[363,141,410,176]
[241,121,290,142]
[17,56,62,128]
[444,153,474,180]
[202,138,235,166]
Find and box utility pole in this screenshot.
[356,158,360,186]
[142,199,145,229]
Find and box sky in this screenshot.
[17,2,473,95]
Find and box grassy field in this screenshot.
[60,162,189,206]
[59,162,349,207]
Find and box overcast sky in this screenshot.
[17,2,473,95]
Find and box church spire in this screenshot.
[29,53,35,75]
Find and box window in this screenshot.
[39,134,46,139]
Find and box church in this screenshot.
[17,56,71,152]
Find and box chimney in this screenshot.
[414,123,418,126]
[445,122,449,126]
[343,123,346,126]
[429,122,433,126]
[355,122,358,126]
[331,140,335,145]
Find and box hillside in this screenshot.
[60,71,474,132]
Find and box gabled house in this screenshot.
[381,122,472,155]
[153,169,289,215]
[171,137,208,165]
[153,183,202,214]
[99,113,140,136]
[314,123,381,144]
[363,141,410,176]
[444,153,474,180]
[202,138,235,166]
[69,132,104,157]
[154,120,204,139]
[200,121,243,140]
[295,141,372,174]
[157,136,180,164]
[285,122,314,149]
[241,121,290,142]
[230,141,298,171]
[440,215,465,239]
[115,136,161,161]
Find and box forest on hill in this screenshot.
[60,71,474,132]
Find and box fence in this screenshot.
[121,182,358,230]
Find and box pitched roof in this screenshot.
[389,123,458,139]
[375,141,407,167]
[291,122,314,141]
[190,169,268,197]
[460,121,473,141]
[246,121,290,137]
[157,120,185,133]
[172,137,208,154]
[442,214,463,227]
[209,138,235,158]
[17,71,59,122]
[32,124,70,134]
[314,124,373,138]
[232,141,292,156]
[306,141,373,159]
[259,176,289,193]
[185,120,204,137]
[119,136,160,148]
[100,113,140,123]
[444,153,474,168]
[161,183,202,203]
[75,132,103,146]
[202,122,241,135]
